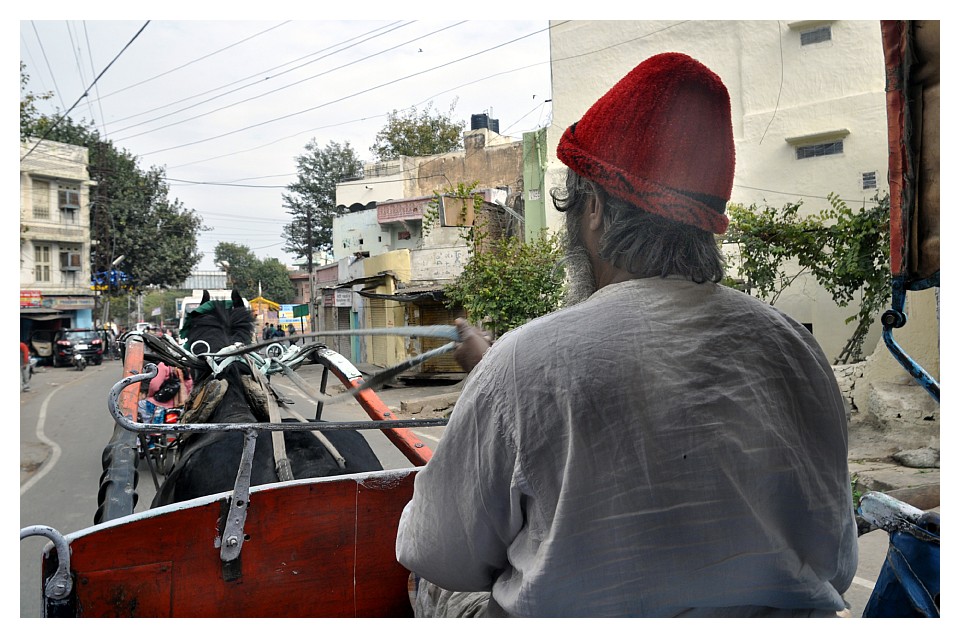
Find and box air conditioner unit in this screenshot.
[60,251,82,271]
[59,189,80,209]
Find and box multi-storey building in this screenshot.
[20,138,97,348]
[327,117,526,373]
[545,20,893,363]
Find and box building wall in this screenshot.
[546,20,890,362]
[20,138,96,329]
[411,129,524,200]
[335,158,410,210]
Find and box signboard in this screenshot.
[377,197,431,224]
[20,290,42,308]
[335,289,353,307]
[293,303,309,318]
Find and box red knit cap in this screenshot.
[556,52,735,234]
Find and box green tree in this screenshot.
[257,258,296,305]
[369,101,464,161]
[282,139,362,262]
[445,216,566,338]
[214,243,295,304]
[20,62,53,141]
[723,194,891,363]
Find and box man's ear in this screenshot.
[585,188,606,231]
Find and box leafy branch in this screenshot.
[723,194,891,363]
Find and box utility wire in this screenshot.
[21,20,150,162]
[103,21,411,128]
[95,21,292,102]
[82,21,109,137]
[139,22,554,156]
[30,21,67,111]
[114,21,467,142]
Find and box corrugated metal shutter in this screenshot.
[420,302,462,373]
[369,299,388,366]
[336,309,352,361]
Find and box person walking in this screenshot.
[20,341,31,392]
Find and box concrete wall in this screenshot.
[411,129,524,200]
[546,20,891,362]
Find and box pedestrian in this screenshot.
[287,324,297,344]
[275,324,285,339]
[20,341,31,392]
[396,52,857,617]
[262,323,272,341]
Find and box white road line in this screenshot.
[20,382,70,496]
[412,430,441,444]
[852,575,877,590]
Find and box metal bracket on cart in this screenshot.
[20,525,72,600]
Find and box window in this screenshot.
[795,140,843,160]
[862,171,878,189]
[34,245,51,282]
[32,179,50,220]
[801,26,832,46]
[397,231,412,241]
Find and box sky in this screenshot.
[19,16,556,271]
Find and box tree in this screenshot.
[282,139,362,260]
[369,101,464,161]
[214,243,295,304]
[20,62,53,141]
[445,209,566,338]
[723,194,891,363]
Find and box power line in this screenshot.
[21,21,151,162]
[113,21,467,143]
[139,22,554,156]
[30,21,67,111]
[103,21,411,130]
[95,21,293,103]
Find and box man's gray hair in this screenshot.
[551,169,726,283]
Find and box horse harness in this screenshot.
[178,356,346,482]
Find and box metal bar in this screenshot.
[20,526,72,600]
[881,277,940,403]
[108,364,447,433]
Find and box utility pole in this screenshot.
[306,210,316,333]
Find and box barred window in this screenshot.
[35,245,51,282]
[801,26,832,46]
[862,171,878,189]
[796,140,843,160]
[32,179,50,220]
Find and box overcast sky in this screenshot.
[19,16,555,270]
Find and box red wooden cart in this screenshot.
[23,332,442,617]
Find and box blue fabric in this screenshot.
[863,528,940,617]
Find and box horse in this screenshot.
[151,290,383,507]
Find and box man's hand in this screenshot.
[454,318,493,373]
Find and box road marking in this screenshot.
[412,429,441,444]
[20,382,71,496]
[852,575,877,590]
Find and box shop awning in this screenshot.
[20,310,70,320]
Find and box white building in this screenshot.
[20,138,97,341]
[546,20,890,362]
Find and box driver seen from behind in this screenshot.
[396,52,858,617]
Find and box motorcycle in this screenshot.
[70,345,87,371]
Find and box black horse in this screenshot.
[151,290,382,506]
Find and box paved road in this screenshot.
[19,359,903,617]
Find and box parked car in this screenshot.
[53,328,104,367]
